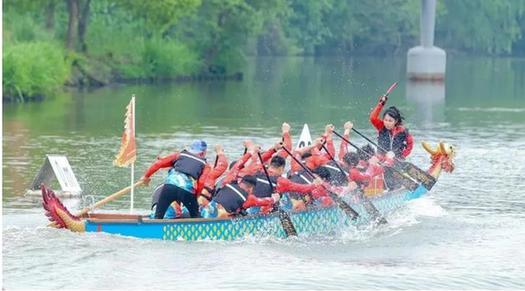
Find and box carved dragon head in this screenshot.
[422,141,456,173]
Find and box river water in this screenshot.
[3,56,525,289]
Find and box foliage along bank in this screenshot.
[3,0,525,101]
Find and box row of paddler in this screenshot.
[140,83,414,219]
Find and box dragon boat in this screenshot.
[41,142,455,241]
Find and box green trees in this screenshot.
[3,0,525,100]
[257,0,525,56]
[318,0,420,55]
[3,42,70,102]
[3,1,70,101]
[85,0,201,80]
[174,0,289,70]
[436,0,525,55]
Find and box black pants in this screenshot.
[154,184,200,218]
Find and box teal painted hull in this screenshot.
[85,185,428,240]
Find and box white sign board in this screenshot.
[48,155,82,193]
[295,123,312,150]
[30,155,82,194]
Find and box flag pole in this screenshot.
[130,163,134,213]
[130,95,136,213]
[113,95,137,213]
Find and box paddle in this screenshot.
[257,152,297,237]
[320,143,387,225]
[333,130,419,191]
[279,145,360,221]
[383,82,399,98]
[213,155,219,168]
[76,180,144,217]
[350,128,436,190]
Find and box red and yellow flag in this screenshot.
[114,96,136,167]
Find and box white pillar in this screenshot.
[407,0,446,81]
[421,0,436,47]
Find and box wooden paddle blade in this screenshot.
[363,201,388,225]
[358,191,387,225]
[385,82,399,96]
[278,209,297,237]
[330,193,359,221]
[390,169,420,191]
[398,162,437,190]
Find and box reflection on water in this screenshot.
[3,56,525,289]
[406,81,445,126]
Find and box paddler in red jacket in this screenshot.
[238,122,292,176]
[370,94,414,189]
[141,140,211,219]
[200,175,280,218]
[150,143,228,218]
[253,155,326,198]
[370,96,413,159]
[196,144,228,205]
[200,146,281,218]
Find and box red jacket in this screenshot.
[242,194,275,209]
[143,152,211,195]
[222,152,253,186]
[242,131,293,174]
[321,133,336,158]
[203,153,228,190]
[238,148,275,177]
[275,176,320,194]
[290,139,332,173]
[279,131,292,158]
[338,132,350,162]
[370,101,414,158]
[349,163,384,185]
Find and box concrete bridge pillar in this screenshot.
[407,0,446,81]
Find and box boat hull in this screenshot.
[84,185,428,241]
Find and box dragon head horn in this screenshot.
[439,142,447,155]
[422,141,439,155]
[440,142,456,157]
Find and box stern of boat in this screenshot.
[42,184,86,232]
